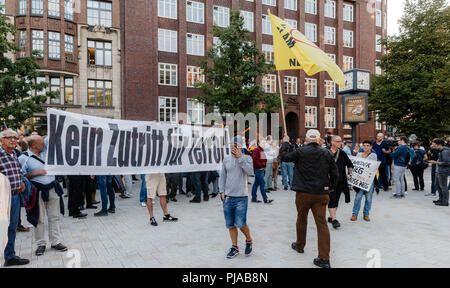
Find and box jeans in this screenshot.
[393,165,406,196]
[123,175,133,196]
[281,162,294,188]
[436,173,449,204]
[264,162,273,189]
[386,165,391,186]
[375,163,388,189]
[4,193,20,260]
[252,169,268,202]
[352,183,375,217]
[431,164,437,194]
[140,174,147,203]
[411,166,425,190]
[212,178,219,195]
[98,176,115,212]
[191,172,209,200]
[223,197,248,229]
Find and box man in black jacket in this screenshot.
[280,129,338,268]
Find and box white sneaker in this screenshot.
[140,202,147,207]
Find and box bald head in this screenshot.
[331,136,342,149]
[27,135,45,153]
[377,133,384,142]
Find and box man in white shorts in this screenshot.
[145,173,178,226]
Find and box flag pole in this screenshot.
[277,71,287,137]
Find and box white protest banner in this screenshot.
[348,156,381,191]
[44,109,231,175]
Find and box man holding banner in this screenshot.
[350,141,379,222]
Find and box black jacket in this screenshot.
[280,142,338,195]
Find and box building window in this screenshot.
[262,15,272,35]
[187,99,205,125]
[376,10,382,27]
[88,80,112,106]
[32,0,44,15]
[284,76,297,95]
[305,106,317,128]
[325,107,336,129]
[159,63,177,86]
[343,4,354,22]
[36,76,46,96]
[158,29,177,53]
[376,60,382,75]
[285,19,297,29]
[262,44,274,64]
[64,34,74,62]
[19,0,27,15]
[305,78,317,97]
[325,0,336,19]
[343,56,353,71]
[64,77,74,104]
[32,30,44,58]
[262,74,276,94]
[343,30,354,48]
[285,0,297,11]
[158,0,177,19]
[213,6,230,28]
[18,30,27,58]
[187,66,204,88]
[325,80,336,99]
[50,77,61,105]
[324,26,335,45]
[376,35,382,52]
[88,40,112,66]
[241,10,254,32]
[262,0,276,6]
[48,0,60,17]
[48,31,61,60]
[159,96,178,123]
[87,0,112,28]
[65,0,74,21]
[305,0,317,15]
[186,1,204,24]
[327,53,336,63]
[305,23,317,42]
[186,33,204,56]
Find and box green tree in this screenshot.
[0,10,53,130]
[196,10,281,115]
[370,0,450,145]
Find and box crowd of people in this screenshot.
[0,126,449,268]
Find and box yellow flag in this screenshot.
[268,12,345,88]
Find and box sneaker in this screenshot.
[393,194,405,198]
[264,199,274,204]
[433,200,441,204]
[226,246,239,259]
[150,217,158,226]
[284,186,288,190]
[94,210,108,217]
[170,197,178,202]
[35,245,46,256]
[140,202,147,207]
[313,258,331,268]
[163,214,178,221]
[4,256,30,267]
[425,193,436,197]
[245,241,253,256]
[107,208,116,214]
[251,200,262,203]
[331,220,341,229]
[435,202,449,207]
[51,243,68,252]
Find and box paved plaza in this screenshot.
[5,170,450,268]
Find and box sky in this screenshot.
[387,0,406,36]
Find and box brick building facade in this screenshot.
[121,0,388,142]
[2,0,121,134]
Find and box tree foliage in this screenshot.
[370,0,450,145]
[196,10,281,116]
[0,10,53,130]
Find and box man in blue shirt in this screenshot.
[390,136,414,198]
[19,135,67,256]
[372,133,390,192]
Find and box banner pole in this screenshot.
[277,71,287,137]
